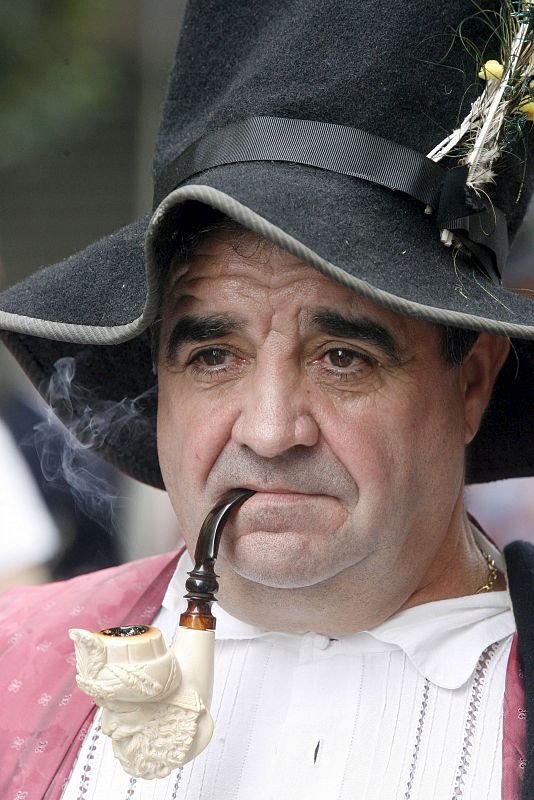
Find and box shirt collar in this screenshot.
[161,526,515,689]
[364,590,514,688]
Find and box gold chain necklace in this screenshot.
[475,551,500,593]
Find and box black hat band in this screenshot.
[154,116,508,284]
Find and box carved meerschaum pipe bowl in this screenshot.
[69,488,255,779]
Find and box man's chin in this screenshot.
[219,530,344,589]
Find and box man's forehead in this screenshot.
[171,231,307,285]
[164,228,413,336]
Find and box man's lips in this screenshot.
[222,490,347,538]
[239,483,325,495]
[242,488,322,501]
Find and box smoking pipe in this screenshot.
[69,488,255,779]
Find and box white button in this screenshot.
[314,634,331,650]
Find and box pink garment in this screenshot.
[502,634,527,800]
[0,551,526,800]
[0,550,180,800]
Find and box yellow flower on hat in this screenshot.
[516,78,534,121]
[518,96,534,120]
[478,60,504,81]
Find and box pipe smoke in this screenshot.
[33,356,156,531]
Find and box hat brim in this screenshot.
[2,164,534,343]
[1,162,533,487]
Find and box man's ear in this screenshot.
[461,333,510,445]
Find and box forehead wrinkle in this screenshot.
[176,238,277,284]
[182,237,311,288]
[168,266,311,317]
[163,289,198,319]
[163,247,236,307]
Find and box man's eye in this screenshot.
[325,348,368,369]
[188,347,230,367]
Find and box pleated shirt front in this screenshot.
[62,538,515,800]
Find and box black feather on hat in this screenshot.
[1,0,533,487]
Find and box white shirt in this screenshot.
[63,529,515,800]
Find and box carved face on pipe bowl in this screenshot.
[156,229,509,635]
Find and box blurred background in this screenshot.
[0,1,532,589]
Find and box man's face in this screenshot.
[156,230,480,629]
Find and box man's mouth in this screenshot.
[230,481,326,496]
[221,489,345,539]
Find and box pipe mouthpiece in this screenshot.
[180,488,255,630]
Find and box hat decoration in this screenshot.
[429,0,534,176]
[428,0,534,251]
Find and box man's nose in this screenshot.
[231,361,320,458]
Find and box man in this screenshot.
[155,223,509,621]
[1,1,534,798]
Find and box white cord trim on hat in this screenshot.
[147,185,534,341]
[2,183,532,346]
[0,267,161,346]
[0,310,146,345]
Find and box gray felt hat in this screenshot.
[1,0,534,488]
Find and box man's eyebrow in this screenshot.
[166,314,244,359]
[309,309,401,362]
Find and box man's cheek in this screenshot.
[177,409,237,487]
[325,418,398,492]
